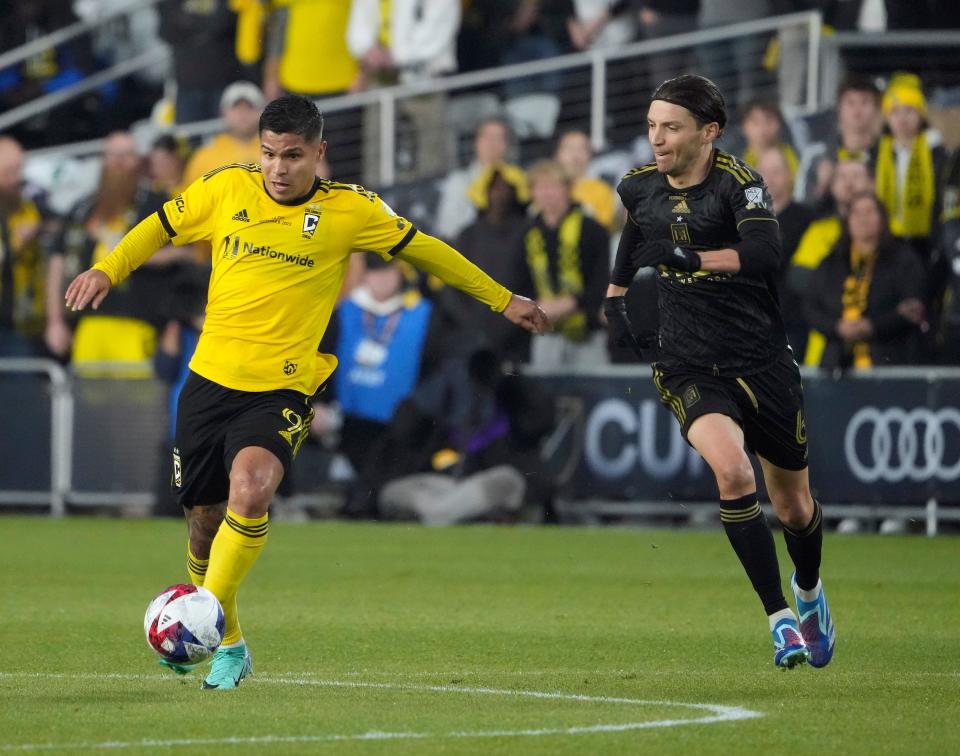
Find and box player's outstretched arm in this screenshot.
[63,213,172,312]
[395,232,548,334]
[502,294,549,335]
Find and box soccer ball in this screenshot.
[144,584,224,665]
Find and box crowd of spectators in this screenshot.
[2,1,960,522]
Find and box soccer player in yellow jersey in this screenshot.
[65,96,548,690]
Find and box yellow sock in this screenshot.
[186,543,208,586]
[203,510,268,646]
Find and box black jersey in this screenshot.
[614,150,787,376]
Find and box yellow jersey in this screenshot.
[160,164,422,395]
[94,163,512,396]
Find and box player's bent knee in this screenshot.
[714,459,756,498]
[774,492,814,529]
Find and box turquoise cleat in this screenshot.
[772,614,810,669]
[201,644,253,690]
[792,573,836,668]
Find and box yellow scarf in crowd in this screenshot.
[875,133,935,238]
[525,208,587,341]
[841,248,876,368]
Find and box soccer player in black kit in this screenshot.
[604,75,835,669]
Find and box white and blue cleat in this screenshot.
[772,614,810,669]
[202,643,253,690]
[792,573,836,668]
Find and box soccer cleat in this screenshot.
[159,658,195,675]
[792,572,836,668]
[772,615,810,669]
[201,644,252,690]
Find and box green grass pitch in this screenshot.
[0,517,957,755]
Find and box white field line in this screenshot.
[0,671,762,751]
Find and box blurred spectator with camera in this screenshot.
[0,136,51,357]
[803,192,926,370]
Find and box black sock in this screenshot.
[781,499,823,591]
[721,493,787,615]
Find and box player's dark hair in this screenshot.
[651,75,727,131]
[837,74,881,103]
[259,95,324,142]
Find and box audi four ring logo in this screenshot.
[844,407,960,483]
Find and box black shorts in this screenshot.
[172,371,314,508]
[652,349,809,471]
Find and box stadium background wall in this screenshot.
[0,361,958,514]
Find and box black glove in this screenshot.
[634,239,701,273]
[602,295,656,360]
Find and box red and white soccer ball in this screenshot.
[144,584,225,665]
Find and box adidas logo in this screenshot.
[671,198,691,214]
[232,209,250,222]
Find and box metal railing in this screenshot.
[0,359,72,517]
[23,11,823,187]
[0,0,167,72]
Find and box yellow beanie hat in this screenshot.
[882,73,927,117]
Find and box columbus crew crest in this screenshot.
[302,204,321,239]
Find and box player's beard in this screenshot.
[91,168,139,223]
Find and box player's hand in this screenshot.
[634,239,701,273]
[502,294,549,335]
[64,269,112,312]
[602,296,656,359]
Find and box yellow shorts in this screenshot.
[71,316,157,378]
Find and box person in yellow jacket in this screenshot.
[64,95,547,692]
[789,159,873,365]
[181,82,265,187]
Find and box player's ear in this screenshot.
[702,122,720,143]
